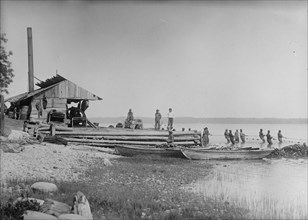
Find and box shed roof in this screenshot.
[36,74,66,88]
[5,83,58,103]
[6,74,102,102]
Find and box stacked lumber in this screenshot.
[48,129,202,147]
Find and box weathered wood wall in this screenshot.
[27,80,101,121]
[44,80,100,100]
[30,94,67,121]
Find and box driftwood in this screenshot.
[72,191,93,220]
[40,199,71,217]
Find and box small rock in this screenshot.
[53,150,57,153]
[23,210,58,220]
[31,182,58,193]
[103,158,112,166]
[53,166,58,169]
[27,197,45,206]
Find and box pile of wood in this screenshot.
[43,129,202,147]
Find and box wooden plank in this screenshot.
[55,130,201,137]
[64,138,163,145]
[62,137,196,146]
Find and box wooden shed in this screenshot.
[5,74,102,125]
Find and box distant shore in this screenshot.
[90,117,307,125]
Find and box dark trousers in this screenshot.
[155,120,160,130]
[168,118,173,130]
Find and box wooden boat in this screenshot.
[114,145,186,158]
[181,147,274,160]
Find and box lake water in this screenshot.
[189,159,308,219]
[143,123,307,148]
[158,123,308,219]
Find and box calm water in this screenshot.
[141,123,307,219]
[190,159,308,219]
[144,123,307,148]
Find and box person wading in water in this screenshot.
[278,130,284,143]
[266,130,273,145]
[240,129,246,143]
[229,130,235,145]
[224,129,230,143]
[259,129,265,143]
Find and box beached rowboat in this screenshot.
[181,147,274,160]
[114,145,186,158]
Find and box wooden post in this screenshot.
[50,124,56,136]
[27,27,34,92]
[0,95,4,136]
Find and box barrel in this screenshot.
[20,106,29,120]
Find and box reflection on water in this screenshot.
[191,159,308,219]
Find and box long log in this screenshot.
[64,137,197,146]
[38,126,73,131]
[68,142,197,148]
[55,131,201,137]
[61,135,199,142]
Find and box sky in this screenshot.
[1,0,307,118]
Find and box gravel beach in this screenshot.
[0,143,120,182]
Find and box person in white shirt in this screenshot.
[167,108,175,130]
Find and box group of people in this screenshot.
[259,129,284,144]
[154,108,175,131]
[201,128,285,146]
[223,129,246,145]
[125,108,175,130]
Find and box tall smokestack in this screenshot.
[27,27,34,92]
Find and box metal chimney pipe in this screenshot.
[27,27,34,92]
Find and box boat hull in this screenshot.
[181,148,273,160]
[115,145,186,158]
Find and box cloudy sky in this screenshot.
[1,1,307,118]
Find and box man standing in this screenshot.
[202,127,210,146]
[154,109,162,130]
[167,108,175,130]
[125,109,134,128]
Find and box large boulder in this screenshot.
[23,210,58,220]
[31,182,58,193]
[58,214,90,220]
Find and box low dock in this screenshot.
[38,126,202,147]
